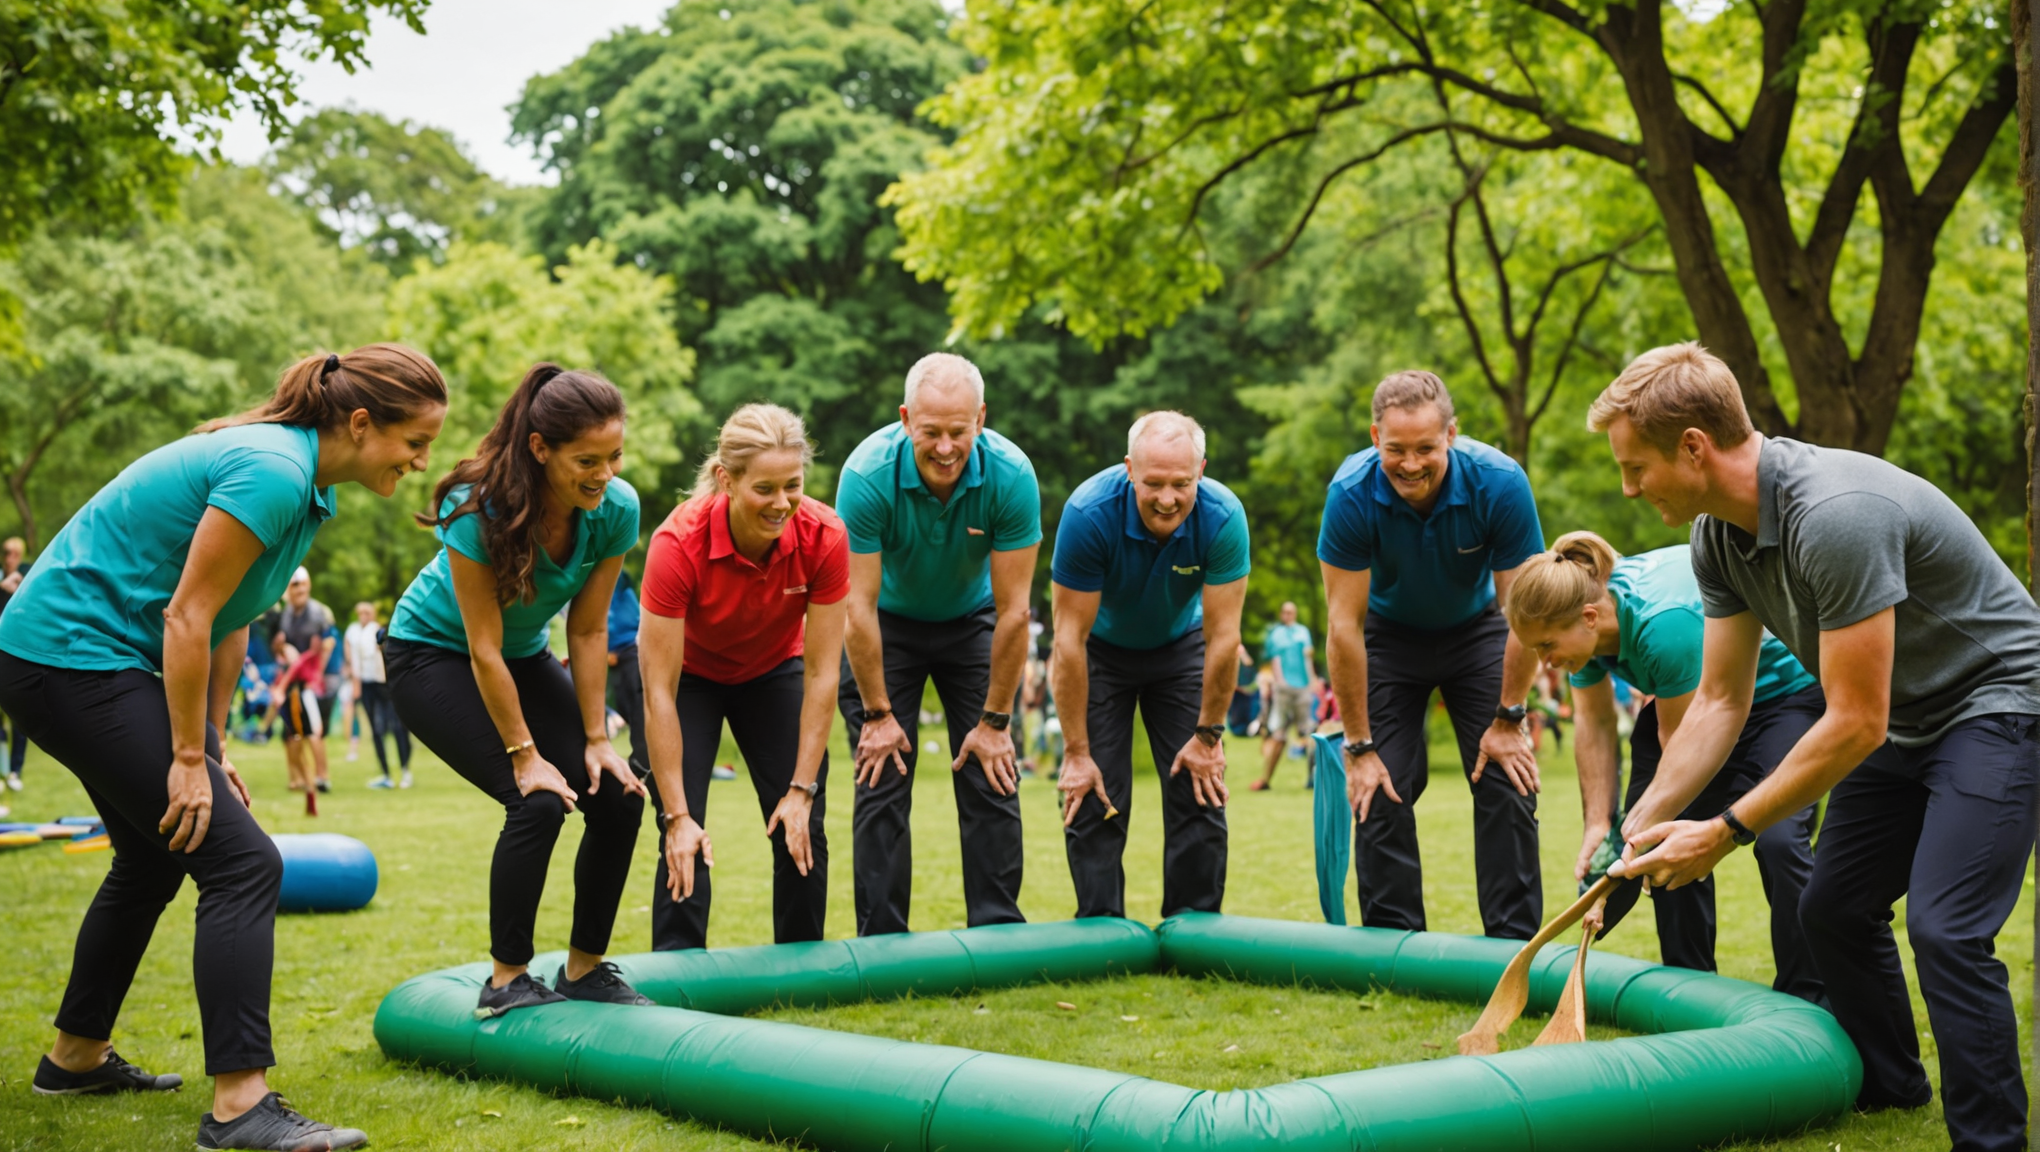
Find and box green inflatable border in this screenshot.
[374,913,1860,1151]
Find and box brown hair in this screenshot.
[1370,370,1455,423]
[425,363,627,607]
[198,344,446,434]
[690,403,814,501]
[1502,530,1620,633]
[1587,342,1754,453]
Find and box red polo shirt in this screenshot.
[641,494,850,684]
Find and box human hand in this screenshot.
[1610,818,1736,891]
[766,790,815,875]
[1575,820,1611,883]
[513,747,579,812]
[854,712,912,788]
[1169,733,1229,808]
[1471,719,1539,795]
[663,812,713,900]
[160,753,214,852]
[953,721,1019,796]
[218,752,252,809]
[582,736,644,797]
[1057,752,1114,828]
[1345,748,1401,823]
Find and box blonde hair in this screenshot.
[1503,531,1620,632]
[1370,369,1455,423]
[1588,342,1754,454]
[692,403,815,500]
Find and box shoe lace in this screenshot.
[269,1096,327,1131]
[101,1050,138,1076]
[578,961,627,988]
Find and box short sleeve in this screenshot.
[1688,520,1749,619]
[1567,660,1611,690]
[601,482,642,559]
[206,447,310,548]
[834,464,889,555]
[990,453,1044,551]
[1792,493,1911,630]
[1633,610,1703,699]
[1204,502,1251,584]
[1050,505,1110,593]
[640,523,694,619]
[1485,464,1546,571]
[1315,482,1374,572]
[809,523,851,606]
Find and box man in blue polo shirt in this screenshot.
[835,353,1041,935]
[1051,411,1249,919]
[1319,370,1547,940]
[605,569,645,778]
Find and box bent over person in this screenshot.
[835,353,1037,934]
[1319,370,1547,940]
[1603,343,2040,1152]
[1051,411,1248,919]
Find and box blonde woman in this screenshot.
[637,403,849,950]
[1504,531,1823,1001]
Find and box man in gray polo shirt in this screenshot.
[1595,343,2040,1152]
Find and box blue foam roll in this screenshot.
[274,833,378,913]
[57,816,100,826]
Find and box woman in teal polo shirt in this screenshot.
[383,363,648,1019]
[1504,530,1824,1001]
[0,345,446,1151]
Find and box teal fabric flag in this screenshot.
[1310,734,1350,925]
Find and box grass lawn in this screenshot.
[0,711,2026,1151]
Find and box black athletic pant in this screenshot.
[609,642,646,780]
[0,652,281,1074]
[1618,689,1824,1001]
[650,657,829,951]
[1799,714,2038,1152]
[1356,609,1540,940]
[356,680,411,777]
[384,638,643,966]
[836,606,1024,935]
[1063,631,1226,920]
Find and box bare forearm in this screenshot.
[566,628,611,738]
[207,627,248,735]
[162,614,215,762]
[845,604,890,712]
[1497,630,1537,708]
[643,690,689,818]
[468,650,533,748]
[1576,716,1619,829]
[1326,621,1370,741]
[983,606,1029,714]
[1630,695,1746,829]
[1052,640,1091,753]
[1199,621,1241,726]
[1732,714,1882,833]
[795,663,839,787]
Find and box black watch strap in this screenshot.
[980,710,1012,731]
[1193,723,1225,746]
[861,706,891,723]
[1343,738,1378,759]
[1719,807,1757,846]
[1495,703,1529,725]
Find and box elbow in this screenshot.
[1828,700,1890,761]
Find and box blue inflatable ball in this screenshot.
[273,833,378,913]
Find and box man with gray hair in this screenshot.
[834,352,1041,935]
[1050,411,1249,919]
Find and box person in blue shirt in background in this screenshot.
[1249,601,1317,790]
[1318,370,1548,941]
[1051,412,1249,920]
[606,568,645,779]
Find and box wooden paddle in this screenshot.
[1455,873,1619,1056]
[1530,914,1600,1046]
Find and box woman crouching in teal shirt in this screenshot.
[383,364,648,1018]
[1504,531,1825,1003]
[0,346,446,1151]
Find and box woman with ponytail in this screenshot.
[1504,532,1825,1000]
[383,363,650,1017]
[0,345,446,1151]
[636,403,848,950]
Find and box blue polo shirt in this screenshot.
[0,422,336,673]
[607,570,641,651]
[1263,621,1313,685]
[1317,437,1544,630]
[835,424,1042,622]
[1050,466,1251,650]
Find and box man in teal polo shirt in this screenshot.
[1251,600,1317,790]
[835,353,1041,935]
[1051,411,1249,919]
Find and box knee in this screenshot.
[1903,904,1986,965]
[506,790,569,834]
[204,831,283,900]
[105,854,189,905]
[1797,872,1880,940]
[1752,823,1811,872]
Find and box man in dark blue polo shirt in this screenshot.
[1319,371,1548,940]
[1051,411,1249,919]
[835,353,1041,935]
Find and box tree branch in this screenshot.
[1805,17,1920,287]
[1742,0,1810,169]
[1240,121,1460,272]
[1672,71,1744,138]
[1444,188,1508,402]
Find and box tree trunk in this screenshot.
[5,470,33,553]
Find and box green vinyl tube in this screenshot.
[374,913,1860,1152]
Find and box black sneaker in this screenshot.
[313,780,331,794]
[196,1092,366,1150]
[554,961,653,1006]
[472,971,567,1019]
[32,1050,182,1095]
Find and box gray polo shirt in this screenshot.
[1690,436,2040,747]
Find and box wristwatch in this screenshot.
[1719,806,1757,846]
[1343,738,1379,759]
[1193,724,1226,747]
[788,779,819,800]
[1494,703,1529,725]
[860,706,891,723]
[980,709,1012,731]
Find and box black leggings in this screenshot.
[357,680,411,775]
[384,639,644,966]
[651,657,829,951]
[0,651,282,1075]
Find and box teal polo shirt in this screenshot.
[1569,545,1814,704]
[1317,436,1545,630]
[835,424,1042,621]
[389,479,640,659]
[1050,466,1250,650]
[1263,621,1313,685]
[0,423,336,673]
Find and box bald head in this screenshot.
[903,352,985,411]
[1126,410,1206,466]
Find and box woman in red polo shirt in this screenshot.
[638,402,849,950]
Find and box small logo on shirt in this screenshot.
[1172,565,1201,575]
[1457,544,1485,554]
[784,584,808,595]
[966,526,985,536]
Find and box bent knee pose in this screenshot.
[1505,533,1823,1001]
[0,346,445,1151]
[384,364,648,1017]
[1053,412,1248,920]
[1319,371,1548,940]
[637,403,847,950]
[1602,344,2040,1152]
[835,353,1038,935]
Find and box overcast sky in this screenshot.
[214,0,675,185]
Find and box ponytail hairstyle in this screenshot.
[198,344,446,434]
[1502,530,1621,634]
[424,363,627,607]
[690,402,815,502]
